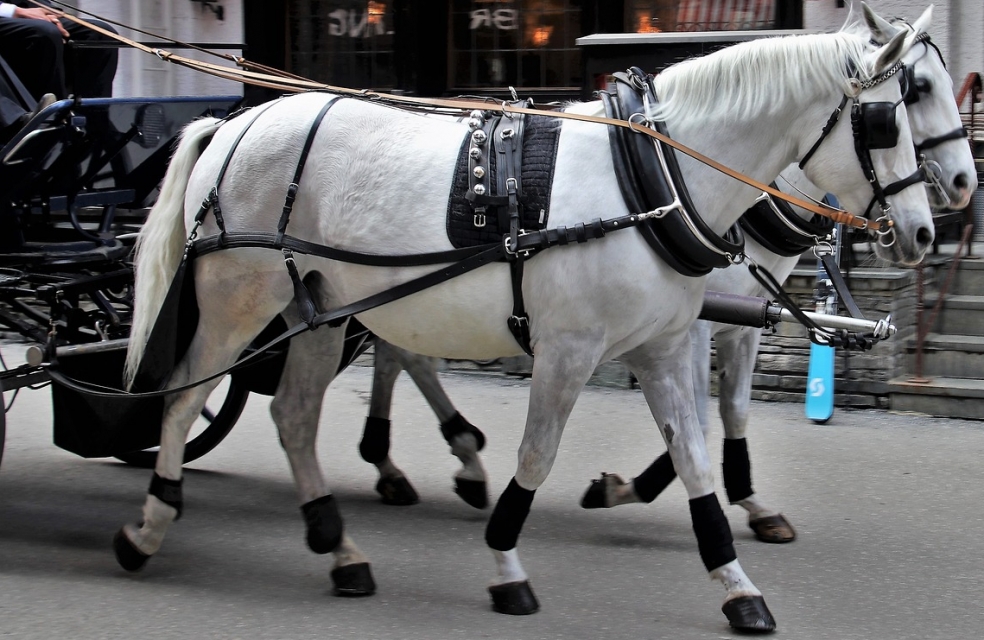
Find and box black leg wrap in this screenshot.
[722,438,754,504]
[112,528,150,572]
[359,417,391,464]
[440,412,486,451]
[689,493,737,572]
[301,494,343,554]
[330,563,377,597]
[489,580,540,615]
[149,473,183,520]
[633,452,677,503]
[485,478,535,551]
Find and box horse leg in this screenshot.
[715,328,796,543]
[358,340,421,506]
[390,343,488,509]
[114,268,288,572]
[581,320,714,510]
[622,341,776,633]
[486,337,600,615]
[272,280,375,596]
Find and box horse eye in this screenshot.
[915,77,932,94]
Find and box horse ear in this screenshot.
[909,4,934,36]
[861,1,901,44]
[871,29,909,74]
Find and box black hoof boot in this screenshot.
[331,562,376,597]
[376,476,419,506]
[113,528,150,572]
[489,580,539,615]
[454,478,488,509]
[722,595,776,633]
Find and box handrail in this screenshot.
[955,72,982,110]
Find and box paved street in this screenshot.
[1,359,983,639]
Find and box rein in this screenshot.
[36,0,886,232]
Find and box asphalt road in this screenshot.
[1,361,983,640]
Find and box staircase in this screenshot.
[888,257,984,419]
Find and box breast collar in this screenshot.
[738,189,835,257]
[601,67,745,277]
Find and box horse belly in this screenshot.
[351,263,525,360]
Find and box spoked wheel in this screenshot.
[0,378,6,470]
[114,377,249,468]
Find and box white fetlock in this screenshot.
[332,534,369,569]
[608,474,643,506]
[737,495,779,521]
[710,559,762,602]
[451,433,486,482]
[490,548,528,586]
[127,495,179,555]
[376,457,404,480]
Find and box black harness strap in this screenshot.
[798,95,850,170]
[819,252,864,320]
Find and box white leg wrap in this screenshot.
[126,495,179,555]
[710,559,761,601]
[491,548,528,586]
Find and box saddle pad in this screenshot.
[446,114,562,248]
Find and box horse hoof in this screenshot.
[722,595,776,633]
[331,562,376,597]
[579,473,624,509]
[376,476,419,506]
[748,514,796,544]
[113,528,150,572]
[489,580,539,615]
[454,478,488,509]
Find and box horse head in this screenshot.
[794,22,933,266]
[860,3,978,210]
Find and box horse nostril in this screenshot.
[953,172,969,191]
[916,226,935,248]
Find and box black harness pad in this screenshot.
[446,114,562,248]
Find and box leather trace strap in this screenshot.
[39,2,876,232]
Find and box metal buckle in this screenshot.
[474,210,487,228]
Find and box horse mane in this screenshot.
[649,30,874,124]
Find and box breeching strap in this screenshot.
[37,0,877,231]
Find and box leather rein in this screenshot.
[36,0,894,233]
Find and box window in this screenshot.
[287,0,397,90]
[450,0,581,91]
[626,0,776,33]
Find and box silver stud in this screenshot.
[473,184,486,196]
[500,128,514,140]
[469,147,482,160]
[472,130,487,144]
[468,118,481,130]
[470,110,485,121]
[473,166,486,179]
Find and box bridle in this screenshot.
[797,57,925,249]
[901,31,968,207]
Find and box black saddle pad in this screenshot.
[446,114,562,248]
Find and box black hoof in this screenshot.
[113,528,150,572]
[722,595,776,633]
[331,562,376,597]
[489,580,539,615]
[376,476,419,506]
[579,473,623,509]
[454,478,488,509]
[748,514,797,544]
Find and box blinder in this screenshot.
[856,100,900,150]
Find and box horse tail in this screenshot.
[124,116,224,388]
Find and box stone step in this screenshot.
[923,294,984,336]
[941,256,984,296]
[887,376,984,420]
[907,333,984,378]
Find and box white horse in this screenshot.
[116,18,931,632]
[579,5,977,544]
[350,4,974,523]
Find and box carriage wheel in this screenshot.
[113,378,249,468]
[0,379,6,470]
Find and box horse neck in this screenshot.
[777,165,828,222]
